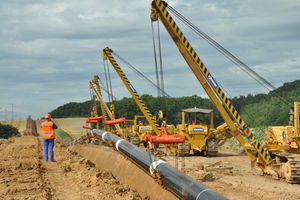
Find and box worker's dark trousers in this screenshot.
[43,138,54,161]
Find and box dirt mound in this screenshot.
[68,145,177,200]
[0,136,145,199]
[22,117,38,136]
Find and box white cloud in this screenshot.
[0,0,300,120]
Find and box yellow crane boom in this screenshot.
[103,47,161,134]
[150,0,270,164]
[89,78,124,138]
[149,0,300,180]
[103,47,179,154]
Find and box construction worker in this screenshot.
[147,141,154,156]
[189,117,195,125]
[137,120,143,132]
[40,113,58,162]
[282,131,291,144]
[92,138,95,143]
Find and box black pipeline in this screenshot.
[67,129,228,200]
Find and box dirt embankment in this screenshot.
[0,136,145,200]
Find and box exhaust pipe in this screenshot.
[67,129,228,200]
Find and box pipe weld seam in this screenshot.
[150,159,166,173]
[196,188,212,200]
[102,131,108,142]
[115,139,126,151]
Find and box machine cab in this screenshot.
[179,107,214,136]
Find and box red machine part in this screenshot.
[144,123,185,144]
[86,120,99,123]
[145,134,185,144]
[103,117,126,125]
[88,116,103,120]
[82,125,92,129]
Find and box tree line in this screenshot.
[49,79,300,128]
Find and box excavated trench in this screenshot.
[68,144,177,199]
[18,119,225,199]
[1,119,178,199]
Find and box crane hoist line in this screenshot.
[110,51,184,108]
[157,1,293,106]
[150,0,300,183]
[103,47,183,155]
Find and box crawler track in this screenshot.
[207,139,218,156]
[178,140,190,157]
[286,155,300,183]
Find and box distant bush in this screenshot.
[0,123,21,139]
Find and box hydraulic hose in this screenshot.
[67,129,228,200]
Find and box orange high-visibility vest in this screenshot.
[189,120,195,125]
[41,121,56,139]
[148,141,153,150]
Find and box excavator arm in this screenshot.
[150,0,273,169]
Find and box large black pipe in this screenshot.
[67,129,228,200]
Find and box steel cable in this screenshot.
[151,20,161,98]
[111,51,184,108]
[103,59,111,103]
[166,4,294,105]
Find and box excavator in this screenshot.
[150,0,300,183]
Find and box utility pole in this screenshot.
[11,104,17,121]
[6,104,18,121]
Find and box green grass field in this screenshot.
[56,129,74,145]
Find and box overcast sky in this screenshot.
[1,0,300,120]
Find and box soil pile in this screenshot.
[22,117,38,136]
